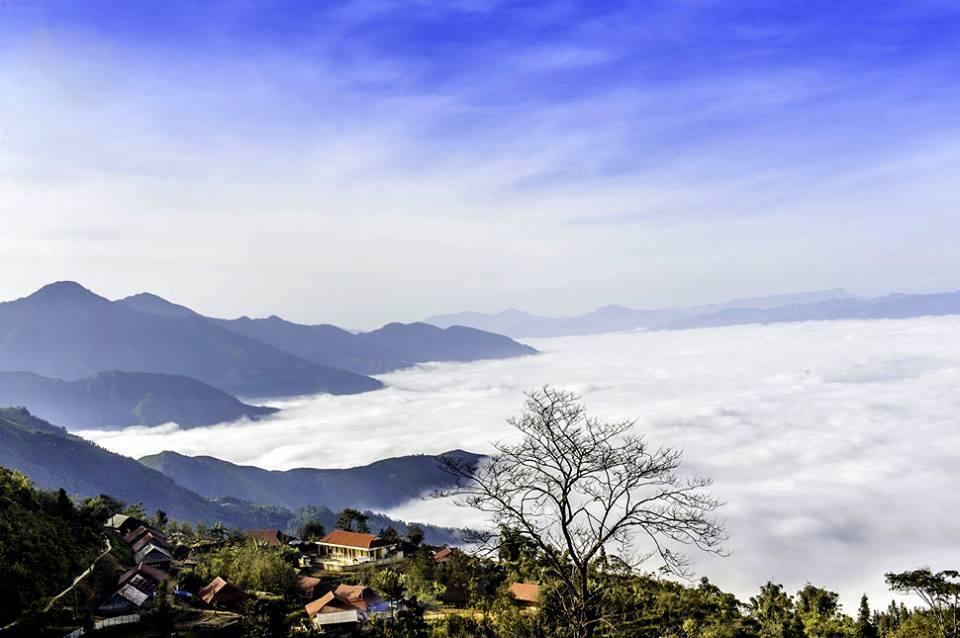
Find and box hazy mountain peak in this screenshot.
[25,281,104,304]
[115,292,199,318]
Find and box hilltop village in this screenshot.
[95,510,539,635]
[2,483,542,638]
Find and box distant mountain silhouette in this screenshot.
[0,407,288,528]
[0,370,277,430]
[118,292,537,375]
[426,289,858,337]
[654,290,960,330]
[0,282,383,398]
[116,291,198,318]
[139,449,483,512]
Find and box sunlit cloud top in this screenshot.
[2,0,959,327]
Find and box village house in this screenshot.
[304,584,388,630]
[123,525,165,546]
[296,575,327,602]
[98,563,168,616]
[197,577,248,609]
[131,533,170,555]
[315,530,400,571]
[121,521,174,570]
[134,541,174,569]
[105,514,150,536]
[508,582,541,607]
[433,546,453,565]
[246,528,296,547]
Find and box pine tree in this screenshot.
[857,595,878,638]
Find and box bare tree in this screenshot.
[439,386,726,638]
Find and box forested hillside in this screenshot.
[0,467,104,626]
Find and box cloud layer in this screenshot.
[82,317,960,609]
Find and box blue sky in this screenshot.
[1,0,959,327]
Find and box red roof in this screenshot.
[318,530,391,550]
[305,591,354,617]
[304,585,382,616]
[508,582,541,604]
[197,577,248,606]
[334,584,382,612]
[434,547,452,562]
[123,525,161,545]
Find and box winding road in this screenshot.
[0,537,112,634]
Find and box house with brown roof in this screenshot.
[296,575,328,602]
[98,562,169,616]
[124,525,165,546]
[433,546,453,563]
[117,562,168,589]
[316,530,400,571]
[508,582,541,606]
[134,542,174,570]
[131,532,171,554]
[106,514,149,535]
[304,583,388,629]
[197,577,248,608]
[246,529,295,547]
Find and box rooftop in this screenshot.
[318,529,393,550]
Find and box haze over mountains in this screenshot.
[0,371,277,430]
[0,407,464,542]
[0,282,382,398]
[653,290,960,331]
[426,289,857,337]
[427,288,960,336]
[118,292,536,376]
[0,282,534,429]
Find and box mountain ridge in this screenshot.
[0,406,288,528]
[426,289,858,337]
[139,448,483,512]
[654,289,960,331]
[0,370,277,430]
[0,282,383,398]
[118,291,537,376]
[0,407,466,543]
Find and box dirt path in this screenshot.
[43,537,113,613]
[0,537,111,634]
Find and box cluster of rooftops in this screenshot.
[101,513,540,630]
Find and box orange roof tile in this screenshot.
[509,582,541,604]
[318,529,391,549]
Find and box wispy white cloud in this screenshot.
[1,2,959,325]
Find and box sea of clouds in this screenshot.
[80,317,960,610]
